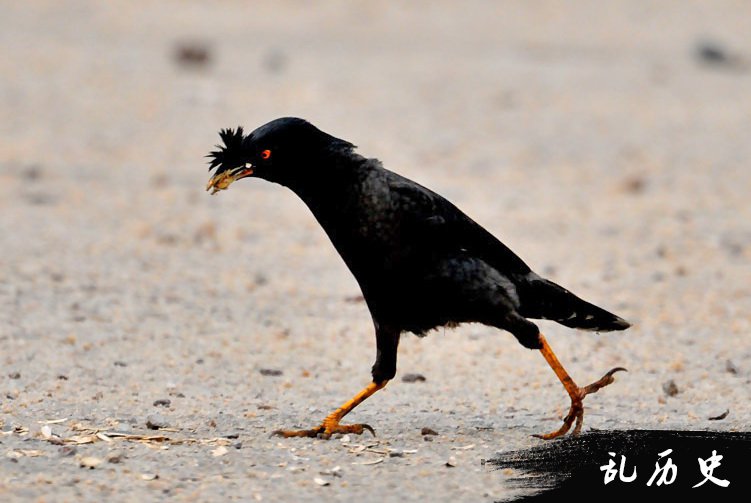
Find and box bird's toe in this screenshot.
[271,422,376,439]
[323,422,376,437]
[271,426,324,438]
[581,367,627,396]
[532,399,583,440]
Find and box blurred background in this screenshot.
[1,1,749,500]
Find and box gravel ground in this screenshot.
[1,1,750,501]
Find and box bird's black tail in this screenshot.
[518,277,630,332]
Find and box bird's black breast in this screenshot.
[309,166,420,283]
[295,159,525,334]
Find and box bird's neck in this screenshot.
[285,152,369,219]
[287,153,369,232]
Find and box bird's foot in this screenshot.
[272,418,375,439]
[534,366,627,440]
[270,380,386,439]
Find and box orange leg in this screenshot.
[535,333,626,439]
[273,380,388,439]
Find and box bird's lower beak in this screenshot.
[206,165,254,195]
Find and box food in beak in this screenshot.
[206,165,253,195]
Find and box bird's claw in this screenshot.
[532,399,584,440]
[534,366,627,440]
[272,422,376,439]
[351,423,376,436]
[581,367,627,395]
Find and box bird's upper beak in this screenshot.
[206,164,254,195]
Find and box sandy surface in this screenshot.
[1,1,750,501]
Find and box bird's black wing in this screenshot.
[386,174,532,276]
[385,172,629,332]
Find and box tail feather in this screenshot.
[519,277,630,332]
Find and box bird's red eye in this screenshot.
[260,149,271,160]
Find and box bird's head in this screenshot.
[206,117,354,194]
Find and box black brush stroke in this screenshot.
[488,430,750,501]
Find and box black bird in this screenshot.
[206,117,629,439]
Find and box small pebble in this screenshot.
[694,40,741,68]
[725,360,739,375]
[146,414,170,430]
[21,165,43,180]
[662,380,679,397]
[621,175,647,194]
[153,398,171,407]
[80,456,103,469]
[259,368,283,376]
[421,427,438,436]
[402,373,426,383]
[708,409,729,421]
[314,477,330,487]
[8,371,20,379]
[107,452,124,464]
[320,466,342,477]
[211,446,229,457]
[59,446,77,457]
[174,41,212,68]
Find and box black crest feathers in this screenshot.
[207,127,247,174]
